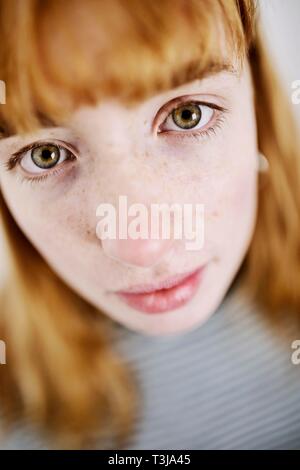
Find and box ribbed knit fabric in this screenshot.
[111,282,300,450]
[1,281,300,449]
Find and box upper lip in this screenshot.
[115,266,203,295]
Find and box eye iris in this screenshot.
[31,145,60,169]
[172,103,201,129]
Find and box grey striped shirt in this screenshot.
[111,281,300,450]
[1,281,300,449]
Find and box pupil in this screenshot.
[42,149,53,160]
[181,109,192,121]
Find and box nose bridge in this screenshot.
[81,101,175,267]
[91,108,143,190]
[76,99,135,161]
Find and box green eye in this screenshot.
[31,144,60,169]
[172,103,201,129]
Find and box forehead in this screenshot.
[0,0,250,137]
[37,0,242,97]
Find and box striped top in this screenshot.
[1,280,300,449]
[111,281,300,450]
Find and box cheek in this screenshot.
[204,165,258,256]
[0,177,95,274]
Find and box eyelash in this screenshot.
[20,165,71,185]
[4,141,77,185]
[165,114,226,142]
[4,100,227,185]
[157,100,227,141]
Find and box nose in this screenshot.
[100,237,175,268]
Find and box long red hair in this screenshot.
[0,0,299,448]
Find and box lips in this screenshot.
[115,266,205,314]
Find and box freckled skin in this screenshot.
[0,60,258,337]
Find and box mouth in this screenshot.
[114,265,206,314]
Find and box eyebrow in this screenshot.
[175,60,239,85]
[0,60,238,140]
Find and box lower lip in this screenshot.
[116,267,205,314]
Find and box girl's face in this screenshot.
[0,57,258,336]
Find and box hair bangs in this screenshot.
[0,0,256,137]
